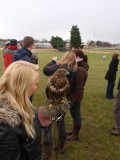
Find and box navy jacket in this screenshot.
[12,47,33,63]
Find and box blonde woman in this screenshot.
[43,51,77,76]
[0,61,41,160]
[42,51,77,158]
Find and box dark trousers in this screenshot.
[70,100,81,126]
[106,81,115,98]
[57,117,66,139]
[44,116,66,144]
[113,90,120,130]
[44,125,53,144]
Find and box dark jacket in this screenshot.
[43,60,76,92]
[105,59,119,82]
[71,62,89,102]
[12,47,33,63]
[43,60,60,76]
[0,101,41,160]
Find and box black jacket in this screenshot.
[43,60,60,76]
[43,60,76,92]
[105,59,119,82]
[0,102,41,160]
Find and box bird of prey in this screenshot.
[46,68,70,102]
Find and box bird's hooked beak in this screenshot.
[66,70,70,75]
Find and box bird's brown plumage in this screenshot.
[46,68,70,102]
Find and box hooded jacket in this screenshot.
[0,99,41,160]
[12,47,33,63]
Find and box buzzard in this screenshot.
[46,68,70,102]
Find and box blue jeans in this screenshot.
[106,81,115,98]
[70,100,81,126]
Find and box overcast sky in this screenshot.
[0,0,120,43]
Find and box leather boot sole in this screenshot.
[66,135,79,141]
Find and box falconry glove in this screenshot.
[43,97,70,121]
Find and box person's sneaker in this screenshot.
[111,129,120,136]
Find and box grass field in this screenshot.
[0,49,120,160]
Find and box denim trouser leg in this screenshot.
[113,91,120,130]
[44,124,53,144]
[57,116,66,139]
[70,100,81,126]
[106,81,115,98]
[44,117,66,143]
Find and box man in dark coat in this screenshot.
[12,36,34,63]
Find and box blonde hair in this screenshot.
[0,61,39,138]
[57,51,77,71]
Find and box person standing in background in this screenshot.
[12,36,34,63]
[105,53,119,99]
[0,61,41,160]
[66,49,89,141]
[3,39,18,70]
[2,41,10,53]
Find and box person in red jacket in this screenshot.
[3,39,18,71]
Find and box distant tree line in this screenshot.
[87,40,116,47]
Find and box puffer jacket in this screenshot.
[0,100,41,160]
[12,47,33,63]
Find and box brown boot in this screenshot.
[111,128,120,136]
[42,143,53,160]
[66,130,73,136]
[67,125,81,141]
[54,139,65,154]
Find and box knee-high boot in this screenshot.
[67,124,81,141]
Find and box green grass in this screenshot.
[0,49,120,160]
